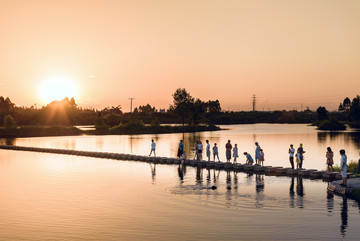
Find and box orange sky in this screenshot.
[1,0,359,111]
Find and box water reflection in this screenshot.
[289,177,295,208]
[317,132,360,149]
[327,192,334,215]
[150,163,156,183]
[0,138,15,145]
[296,177,304,208]
[340,197,348,237]
[178,163,186,183]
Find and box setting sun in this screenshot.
[39,76,78,103]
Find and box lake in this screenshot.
[1,124,360,240]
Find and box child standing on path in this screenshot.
[149,139,156,157]
[206,140,211,161]
[258,149,264,166]
[340,149,347,186]
[326,147,334,173]
[213,143,220,162]
[233,144,239,163]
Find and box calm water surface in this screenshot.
[1,124,360,240]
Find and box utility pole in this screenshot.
[252,94,257,112]
[129,98,135,113]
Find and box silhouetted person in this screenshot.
[297,143,305,169]
[213,143,220,162]
[255,142,261,165]
[233,144,239,163]
[149,139,156,156]
[244,152,254,165]
[289,144,295,169]
[340,149,347,186]
[326,147,334,172]
[177,140,184,158]
[206,140,211,161]
[225,140,232,162]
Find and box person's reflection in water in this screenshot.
[225,171,232,206]
[296,177,304,208]
[246,172,254,185]
[177,163,186,183]
[340,197,348,237]
[196,166,203,185]
[326,192,334,214]
[213,169,220,187]
[150,163,156,183]
[255,174,265,208]
[233,172,238,191]
[255,174,264,193]
[226,171,232,190]
[289,177,295,208]
[206,168,211,187]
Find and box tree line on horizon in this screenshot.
[1,90,359,128]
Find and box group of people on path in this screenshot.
[288,144,306,169]
[152,138,358,187]
[288,143,350,186]
[177,139,265,166]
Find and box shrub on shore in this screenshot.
[317,119,346,130]
[330,161,359,176]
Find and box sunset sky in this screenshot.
[1,0,359,111]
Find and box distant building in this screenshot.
[159,108,166,113]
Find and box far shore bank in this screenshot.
[0,124,221,138]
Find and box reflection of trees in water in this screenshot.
[0,138,15,145]
[182,132,221,160]
[317,132,360,149]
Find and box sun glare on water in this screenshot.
[39,76,78,103]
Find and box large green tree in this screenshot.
[172,88,194,125]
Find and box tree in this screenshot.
[339,97,351,112]
[206,100,221,113]
[349,96,360,122]
[172,88,194,125]
[316,106,328,121]
[3,114,16,129]
[190,99,206,124]
[138,104,156,115]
